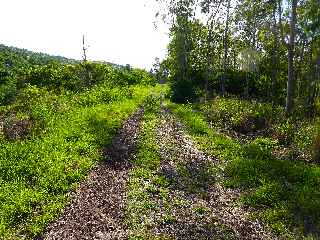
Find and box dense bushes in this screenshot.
[0,61,156,143]
[0,60,156,107]
[171,77,199,103]
[197,97,282,130]
[168,67,283,104]
[21,62,155,93]
[197,97,317,160]
[0,68,17,104]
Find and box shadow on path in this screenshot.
[153,107,277,240]
[38,108,144,240]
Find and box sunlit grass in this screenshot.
[168,101,320,239]
[0,83,159,239]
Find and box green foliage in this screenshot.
[0,51,159,238]
[160,0,320,115]
[0,68,17,104]
[170,77,199,103]
[168,101,320,239]
[0,82,155,238]
[0,44,76,69]
[22,62,155,93]
[311,122,320,163]
[196,97,318,159]
[197,97,283,130]
[0,44,156,107]
[125,105,163,238]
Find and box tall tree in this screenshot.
[221,0,231,96]
[271,0,279,102]
[201,0,223,101]
[285,0,298,114]
[160,0,198,102]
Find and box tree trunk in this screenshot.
[205,21,213,102]
[297,39,306,99]
[271,3,279,103]
[307,41,314,106]
[222,0,231,96]
[277,0,287,48]
[82,35,87,62]
[285,0,298,114]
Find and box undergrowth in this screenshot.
[168,101,320,240]
[196,97,317,161]
[0,81,161,239]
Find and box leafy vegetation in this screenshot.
[168,101,320,239]
[0,0,319,237]
[149,2,320,237]
[196,97,317,161]
[0,44,158,239]
[155,0,320,114]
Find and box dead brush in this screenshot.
[233,115,268,134]
[3,116,32,140]
[0,116,4,135]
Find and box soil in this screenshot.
[40,108,144,240]
[150,108,279,240]
[39,106,279,240]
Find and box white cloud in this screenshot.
[0,0,169,69]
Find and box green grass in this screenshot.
[125,100,165,239]
[168,101,320,239]
[0,82,161,239]
[125,92,179,239]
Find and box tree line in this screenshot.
[154,0,320,115]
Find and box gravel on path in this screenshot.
[40,108,144,240]
[153,107,279,240]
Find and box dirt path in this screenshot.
[40,108,144,240]
[153,107,278,239]
[40,106,278,240]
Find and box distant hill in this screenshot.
[0,44,128,71]
[0,44,78,71]
[91,60,126,69]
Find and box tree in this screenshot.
[155,0,319,112]
[81,34,92,85]
[156,0,198,102]
[82,34,88,62]
[221,0,231,96]
[285,0,298,114]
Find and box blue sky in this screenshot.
[1,0,169,69]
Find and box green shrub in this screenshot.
[273,120,295,145]
[0,75,157,239]
[0,69,17,105]
[3,61,157,101]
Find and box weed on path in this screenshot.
[153,108,277,239]
[125,106,278,239]
[40,108,144,240]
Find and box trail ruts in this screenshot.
[154,107,278,240]
[40,108,144,240]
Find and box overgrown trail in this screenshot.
[41,105,277,240]
[41,108,144,240]
[152,108,278,239]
